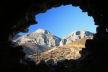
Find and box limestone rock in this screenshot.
[26,29,61,47]
[59,39,67,46]
[59,30,94,46]
[13,29,94,56]
[13,29,61,55]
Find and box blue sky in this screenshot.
[19,5,97,38]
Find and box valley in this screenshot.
[12,29,94,63]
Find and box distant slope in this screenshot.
[31,36,93,63]
[13,29,61,47]
[18,43,50,55]
[12,29,61,55]
[64,36,93,48]
[12,29,94,63]
[59,30,94,46]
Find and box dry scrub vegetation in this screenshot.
[30,36,93,63]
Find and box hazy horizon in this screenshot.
[18,5,97,38]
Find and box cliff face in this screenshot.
[12,29,94,63]
[59,30,94,46]
[12,29,61,54]
[13,30,94,46]
[13,29,61,47]
[38,36,93,63]
[13,29,94,55]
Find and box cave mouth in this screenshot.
[12,5,97,64]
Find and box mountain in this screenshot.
[59,30,94,46]
[12,29,61,54]
[12,29,94,63]
[31,36,93,63]
[13,29,61,47]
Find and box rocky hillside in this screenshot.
[13,29,61,47]
[18,43,50,55]
[12,29,61,55]
[59,30,94,46]
[12,29,94,63]
[30,36,93,63]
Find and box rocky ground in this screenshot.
[12,29,94,64]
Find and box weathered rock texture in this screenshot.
[13,30,93,56]
[13,29,61,48]
[30,36,93,64]
[0,0,107,72]
[13,29,61,55]
[60,30,94,46]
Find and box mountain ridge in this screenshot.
[13,29,94,48]
[59,30,94,46]
[12,29,94,57]
[31,36,93,63]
